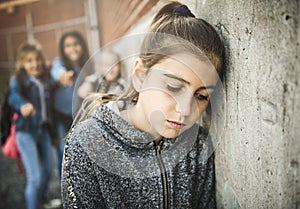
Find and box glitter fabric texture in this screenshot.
[62,104,216,209]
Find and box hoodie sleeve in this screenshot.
[8,77,29,112]
[196,130,216,209]
[198,152,216,209]
[50,58,66,81]
[62,126,107,209]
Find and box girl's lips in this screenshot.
[167,120,185,129]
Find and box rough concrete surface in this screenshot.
[180,0,300,208]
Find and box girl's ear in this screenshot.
[132,58,147,92]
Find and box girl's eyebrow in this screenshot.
[196,86,215,92]
[163,73,215,91]
[163,73,190,84]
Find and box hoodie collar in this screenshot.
[92,103,199,151]
[93,104,154,149]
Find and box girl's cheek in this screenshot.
[196,104,208,117]
[64,48,69,56]
[76,46,83,55]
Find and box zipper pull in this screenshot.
[154,139,164,154]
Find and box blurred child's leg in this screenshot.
[56,118,72,179]
[16,132,41,209]
[37,129,53,201]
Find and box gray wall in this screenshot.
[181,0,300,208]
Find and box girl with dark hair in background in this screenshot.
[50,30,89,179]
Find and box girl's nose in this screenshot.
[175,92,194,116]
[31,60,38,68]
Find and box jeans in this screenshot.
[56,116,72,179]
[16,129,52,209]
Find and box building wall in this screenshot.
[180,0,300,208]
[0,0,90,65]
[0,0,90,100]
[97,0,158,46]
[0,0,157,100]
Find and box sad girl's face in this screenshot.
[132,55,218,140]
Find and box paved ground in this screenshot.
[0,147,62,209]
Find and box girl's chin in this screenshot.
[69,56,80,62]
[150,124,184,140]
[159,129,182,139]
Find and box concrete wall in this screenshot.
[180,0,300,208]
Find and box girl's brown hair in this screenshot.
[73,1,225,124]
[120,1,225,104]
[142,1,224,75]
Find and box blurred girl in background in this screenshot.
[8,41,56,209]
[50,30,89,178]
[77,49,127,108]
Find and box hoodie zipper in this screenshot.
[155,140,169,209]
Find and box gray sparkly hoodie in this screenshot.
[62,104,216,209]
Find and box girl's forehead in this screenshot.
[23,51,38,59]
[64,36,78,43]
[151,56,218,87]
[100,53,118,65]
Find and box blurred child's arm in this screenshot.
[77,82,93,99]
[77,74,99,99]
[51,59,74,86]
[8,78,36,117]
[50,58,66,81]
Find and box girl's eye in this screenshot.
[195,93,209,101]
[167,84,182,93]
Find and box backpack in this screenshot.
[0,90,23,174]
[0,90,15,145]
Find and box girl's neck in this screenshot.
[120,105,162,142]
[71,60,79,67]
[26,74,41,81]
